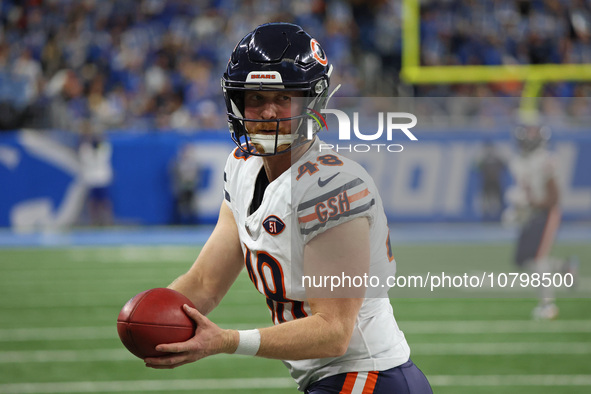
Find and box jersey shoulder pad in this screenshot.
[224,146,255,205]
[231,144,256,161]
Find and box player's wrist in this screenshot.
[233,329,261,356]
[222,329,240,354]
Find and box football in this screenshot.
[117,288,197,359]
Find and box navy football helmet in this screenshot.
[222,23,332,156]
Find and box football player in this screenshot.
[506,122,578,320]
[145,23,432,393]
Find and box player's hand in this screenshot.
[144,304,237,369]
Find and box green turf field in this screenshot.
[0,241,589,394]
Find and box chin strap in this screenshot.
[326,83,341,107]
[249,133,297,154]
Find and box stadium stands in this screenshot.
[0,0,589,132]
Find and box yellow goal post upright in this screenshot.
[400,0,591,117]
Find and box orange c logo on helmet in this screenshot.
[310,39,328,66]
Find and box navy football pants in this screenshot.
[305,359,433,393]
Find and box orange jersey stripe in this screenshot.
[348,188,370,204]
[339,372,358,394]
[362,371,379,393]
[298,212,318,224]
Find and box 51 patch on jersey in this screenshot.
[263,215,285,235]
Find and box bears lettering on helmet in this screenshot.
[222,23,332,157]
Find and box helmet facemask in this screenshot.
[223,74,331,156]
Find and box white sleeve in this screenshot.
[296,171,376,245]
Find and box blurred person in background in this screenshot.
[503,121,578,320]
[475,140,507,221]
[45,69,87,133]
[169,143,200,225]
[78,120,114,226]
[12,47,44,107]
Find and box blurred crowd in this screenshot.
[418,0,591,101]
[0,0,590,134]
[421,0,591,67]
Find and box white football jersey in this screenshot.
[509,147,557,210]
[223,138,410,390]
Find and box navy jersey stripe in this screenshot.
[292,301,307,319]
[300,199,375,235]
